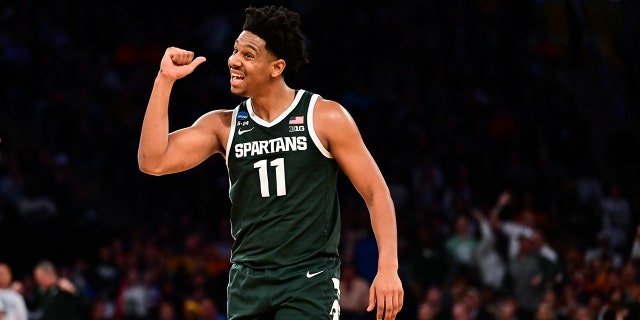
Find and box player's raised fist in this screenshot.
[159,47,206,81]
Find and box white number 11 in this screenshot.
[254,158,286,197]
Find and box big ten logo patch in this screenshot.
[289,125,305,132]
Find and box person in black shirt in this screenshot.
[30,260,91,320]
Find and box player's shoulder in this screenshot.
[312,96,352,123]
[312,94,345,112]
[198,108,234,123]
[192,109,235,140]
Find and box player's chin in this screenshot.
[229,84,241,93]
[230,86,248,97]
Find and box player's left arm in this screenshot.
[314,98,404,319]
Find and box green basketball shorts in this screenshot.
[227,257,341,320]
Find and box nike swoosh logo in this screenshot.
[238,127,254,135]
[306,270,324,278]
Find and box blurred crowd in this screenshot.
[2,0,640,319]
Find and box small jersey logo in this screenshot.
[306,270,324,278]
[238,127,254,135]
[237,111,249,121]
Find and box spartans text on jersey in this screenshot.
[234,136,308,158]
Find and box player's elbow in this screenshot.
[139,165,164,176]
[138,163,162,176]
[138,155,166,176]
[362,185,393,208]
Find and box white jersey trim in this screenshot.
[307,94,332,159]
[226,107,240,164]
[246,89,306,127]
[225,107,240,199]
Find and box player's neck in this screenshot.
[250,85,296,123]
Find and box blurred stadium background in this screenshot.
[1,0,640,319]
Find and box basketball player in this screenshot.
[138,5,404,319]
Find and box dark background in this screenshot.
[1,0,640,318]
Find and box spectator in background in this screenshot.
[339,263,371,320]
[412,221,448,291]
[584,231,623,270]
[444,214,478,284]
[416,301,440,320]
[586,291,606,320]
[182,298,203,320]
[64,258,94,303]
[555,283,581,320]
[0,262,28,320]
[573,306,593,320]
[619,262,640,305]
[200,296,227,320]
[530,230,562,289]
[420,286,448,320]
[490,190,560,288]
[489,191,536,260]
[451,300,471,320]
[114,266,152,320]
[631,224,640,264]
[471,207,506,292]
[89,299,109,320]
[537,288,562,320]
[488,192,515,241]
[598,182,633,254]
[585,253,616,297]
[534,301,556,320]
[463,287,495,320]
[156,300,179,320]
[494,296,518,320]
[446,276,471,318]
[507,234,545,320]
[353,226,381,285]
[88,244,121,305]
[600,288,634,320]
[30,259,92,320]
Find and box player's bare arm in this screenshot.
[138,47,229,176]
[314,98,404,319]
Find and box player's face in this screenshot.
[228,31,278,97]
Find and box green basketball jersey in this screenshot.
[226,89,341,269]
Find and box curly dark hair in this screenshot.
[242,5,309,76]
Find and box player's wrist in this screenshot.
[377,261,399,272]
[155,72,177,85]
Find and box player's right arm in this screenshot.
[138,47,225,176]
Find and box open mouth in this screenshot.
[230,74,245,86]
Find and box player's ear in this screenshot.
[271,59,286,77]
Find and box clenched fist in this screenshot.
[158,47,207,81]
